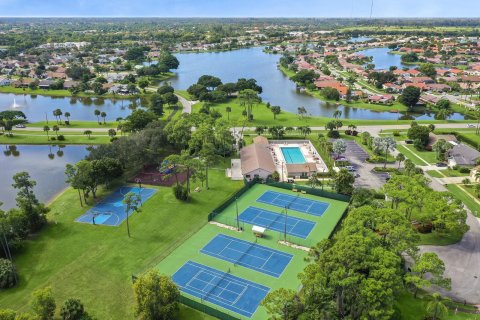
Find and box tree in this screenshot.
[332,139,347,158]
[297,126,311,138]
[226,106,232,120]
[197,75,222,90]
[396,153,405,168]
[0,259,16,289]
[261,288,303,320]
[138,79,149,90]
[255,126,266,136]
[159,51,180,70]
[83,130,92,139]
[308,173,320,189]
[64,112,71,123]
[149,93,164,116]
[12,172,47,232]
[31,287,56,320]
[133,270,180,320]
[122,192,141,238]
[238,89,260,121]
[400,86,421,111]
[373,137,397,168]
[432,139,453,161]
[124,110,157,132]
[333,169,355,195]
[297,107,307,119]
[405,252,451,298]
[53,109,63,124]
[43,125,50,140]
[419,63,437,78]
[291,69,316,85]
[157,84,174,95]
[271,106,281,119]
[94,109,101,124]
[108,129,117,139]
[100,112,107,124]
[52,125,59,137]
[407,124,430,149]
[60,298,85,320]
[426,293,450,320]
[321,87,340,101]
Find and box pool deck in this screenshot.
[268,140,328,179]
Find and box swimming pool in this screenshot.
[281,147,306,164]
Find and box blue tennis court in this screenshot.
[172,261,270,318]
[280,147,306,164]
[75,186,156,226]
[201,234,293,278]
[257,190,329,217]
[238,206,315,239]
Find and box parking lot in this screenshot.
[336,140,390,190]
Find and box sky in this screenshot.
[0,0,479,18]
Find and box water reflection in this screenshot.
[0,144,89,210]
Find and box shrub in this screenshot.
[0,259,16,289]
[393,131,400,136]
[272,171,280,182]
[172,184,189,201]
[50,137,56,141]
[459,167,471,174]
[57,135,65,141]
[60,298,85,320]
[327,130,340,138]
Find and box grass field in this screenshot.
[0,86,141,100]
[27,121,118,129]
[446,184,480,217]
[0,131,112,145]
[396,145,429,166]
[0,168,243,319]
[155,183,349,319]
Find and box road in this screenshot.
[175,93,195,114]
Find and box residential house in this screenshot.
[367,94,395,105]
[448,144,480,167]
[0,77,11,86]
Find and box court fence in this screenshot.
[208,178,258,222]
[265,179,351,203]
[179,295,240,320]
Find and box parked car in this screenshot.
[468,124,475,128]
[436,162,448,167]
[287,178,294,183]
[405,139,413,144]
[15,124,26,128]
[346,165,355,172]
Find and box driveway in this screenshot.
[419,211,480,304]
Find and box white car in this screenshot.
[468,124,475,128]
[15,124,26,128]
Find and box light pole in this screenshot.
[235,197,240,231]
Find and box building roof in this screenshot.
[427,133,458,148]
[240,143,276,175]
[253,135,269,145]
[449,144,480,166]
[286,163,317,173]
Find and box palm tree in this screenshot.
[94,109,101,124]
[108,129,116,139]
[226,106,231,120]
[52,125,60,137]
[64,112,71,123]
[122,192,141,238]
[100,112,107,124]
[53,108,63,124]
[333,110,342,119]
[83,130,92,139]
[43,125,50,140]
[426,293,449,320]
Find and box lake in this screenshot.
[0,93,138,122]
[0,47,463,121]
[0,144,89,210]
[356,47,417,70]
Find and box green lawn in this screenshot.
[446,184,480,217]
[426,170,444,178]
[396,145,429,166]
[0,169,244,319]
[0,86,141,100]
[175,90,195,100]
[27,121,118,129]
[0,132,112,145]
[427,169,470,178]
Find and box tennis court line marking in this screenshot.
[239,207,314,238]
[175,261,269,316]
[256,190,329,216]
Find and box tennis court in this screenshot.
[200,234,293,278]
[172,260,270,318]
[257,190,329,217]
[75,186,156,226]
[238,206,315,239]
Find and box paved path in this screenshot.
[175,93,195,114]
[419,210,480,304]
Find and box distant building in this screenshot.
[448,144,480,167]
